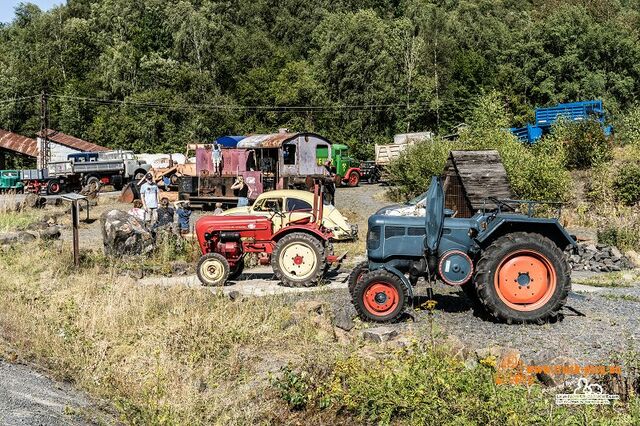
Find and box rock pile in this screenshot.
[567,242,633,272]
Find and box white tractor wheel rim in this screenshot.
[278,242,317,280]
[201,258,224,282]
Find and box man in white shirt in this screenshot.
[140,173,159,224]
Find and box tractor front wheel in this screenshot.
[474,232,570,324]
[197,253,230,286]
[353,269,408,323]
[272,232,325,287]
[347,171,360,187]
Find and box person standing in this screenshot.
[323,159,336,206]
[212,143,222,176]
[154,197,175,229]
[140,173,159,224]
[176,201,192,235]
[231,176,250,207]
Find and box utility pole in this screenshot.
[39,91,49,169]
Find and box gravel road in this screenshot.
[0,360,114,425]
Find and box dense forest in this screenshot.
[1,0,640,157]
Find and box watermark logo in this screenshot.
[555,378,620,405]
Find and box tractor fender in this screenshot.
[271,225,332,244]
[381,265,414,299]
[476,216,577,251]
[344,167,361,177]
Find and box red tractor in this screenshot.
[195,185,343,287]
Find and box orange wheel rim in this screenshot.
[363,282,399,316]
[349,174,358,185]
[494,249,557,311]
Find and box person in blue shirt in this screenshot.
[140,173,159,224]
[176,201,192,235]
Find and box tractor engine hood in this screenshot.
[196,215,272,233]
[195,215,273,249]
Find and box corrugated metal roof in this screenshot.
[237,132,331,149]
[0,129,38,157]
[237,133,298,149]
[37,129,109,152]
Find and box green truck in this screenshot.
[316,143,363,187]
[0,170,24,193]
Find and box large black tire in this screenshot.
[46,179,63,195]
[228,259,245,280]
[85,176,102,192]
[461,280,483,308]
[272,232,325,287]
[347,171,360,187]
[197,253,230,286]
[353,269,408,323]
[348,261,369,298]
[474,232,571,324]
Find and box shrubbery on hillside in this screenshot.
[614,162,640,206]
[546,120,612,169]
[388,92,571,202]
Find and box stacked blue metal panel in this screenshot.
[509,100,612,143]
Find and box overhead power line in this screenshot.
[0,95,40,105]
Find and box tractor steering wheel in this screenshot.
[488,197,516,212]
[268,208,286,221]
[287,208,316,225]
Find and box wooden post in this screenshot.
[71,200,80,267]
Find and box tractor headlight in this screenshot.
[367,226,381,250]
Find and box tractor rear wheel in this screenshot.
[272,232,325,287]
[197,252,230,286]
[461,281,483,308]
[228,259,245,280]
[474,232,570,324]
[353,269,408,323]
[348,261,369,298]
[347,171,360,187]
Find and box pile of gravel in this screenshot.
[567,242,633,272]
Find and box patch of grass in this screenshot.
[0,210,42,232]
[333,207,366,266]
[602,294,640,303]
[0,242,349,424]
[574,271,638,288]
[272,342,640,424]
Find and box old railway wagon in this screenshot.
[179,132,333,208]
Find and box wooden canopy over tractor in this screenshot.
[442,150,513,218]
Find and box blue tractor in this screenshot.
[349,176,576,324]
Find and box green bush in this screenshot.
[499,138,571,202]
[597,225,640,250]
[273,344,638,424]
[389,92,571,202]
[616,106,640,146]
[386,138,454,197]
[613,162,640,206]
[547,120,612,169]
